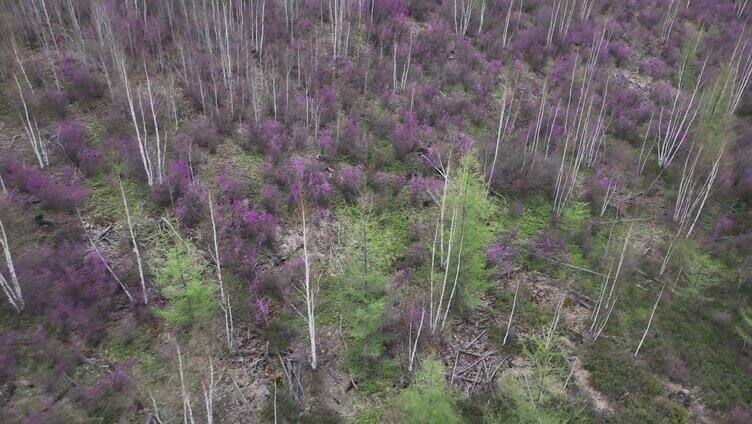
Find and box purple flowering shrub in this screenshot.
[392,111,422,159]
[487,232,519,278]
[33,88,69,118]
[246,119,288,162]
[269,155,332,207]
[639,57,671,80]
[729,405,752,424]
[340,115,368,161]
[512,27,550,71]
[529,231,566,260]
[56,120,101,174]
[215,164,249,203]
[371,171,405,197]
[174,184,205,227]
[185,116,221,153]
[58,55,102,100]
[70,359,136,420]
[164,160,205,226]
[408,175,443,206]
[112,134,156,183]
[15,243,120,342]
[710,215,734,241]
[336,164,365,201]
[585,166,624,215]
[609,40,632,66]
[0,157,87,210]
[319,128,337,160]
[212,200,278,280]
[260,184,282,213]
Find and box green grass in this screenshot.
[82,174,152,225]
[653,293,752,411]
[504,195,551,239]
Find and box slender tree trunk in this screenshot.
[175,338,195,424]
[119,177,148,304]
[503,282,520,346]
[0,215,23,312]
[635,280,666,357]
[301,203,317,369]
[408,308,425,372]
[76,207,134,303]
[208,195,234,349]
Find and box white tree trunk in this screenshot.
[119,178,149,304]
[208,195,234,350]
[503,282,520,346]
[301,203,317,370]
[0,216,23,312]
[635,280,666,357]
[408,308,425,372]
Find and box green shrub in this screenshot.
[515,196,550,239]
[675,241,732,303]
[154,243,215,327]
[396,357,463,423]
[440,154,500,307]
[320,201,408,393]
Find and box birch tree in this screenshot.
[591,223,634,340]
[117,58,165,187]
[0,215,23,312]
[119,177,149,304]
[673,64,735,238]
[427,156,494,332]
[452,0,480,38]
[14,74,49,168]
[503,281,520,346]
[174,338,196,424]
[634,279,666,357]
[76,207,135,303]
[294,202,317,369]
[486,85,519,187]
[208,195,234,350]
[408,307,425,372]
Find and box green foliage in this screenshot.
[523,333,570,395]
[676,29,702,88]
[336,201,410,276]
[354,407,384,424]
[441,154,500,306]
[487,376,592,424]
[396,357,463,423]
[320,200,409,393]
[559,201,591,239]
[83,175,151,225]
[513,196,551,239]
[696,64,734,162]
[214,141,264,190]
[631,281,752,412]
[483,332,592,423]
[100,318,159,380]
[736,306,752,349]
[153,242,215,326]
[613,397,690,424]
[585,338,661,400]
[584,337,696,422]
[674,240,732,302]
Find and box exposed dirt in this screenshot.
[438,292,510,395]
